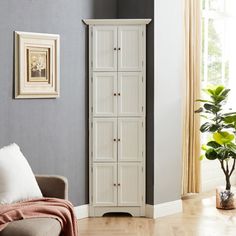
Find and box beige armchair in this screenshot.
[0,175,68,236]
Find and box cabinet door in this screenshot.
[93,118,117,162]
[93,72,117,117]
[118,118,144,162]
[93,163,117,206]
[118,163,142,206]
[118,72,144,116]
[118,26,143,71]
[92,26,117,71]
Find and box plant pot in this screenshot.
[216,186,236,209]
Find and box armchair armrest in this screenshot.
[35,175,68,200]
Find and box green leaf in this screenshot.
[204,103,220,113]
[205,149,218,160]
[207,141,222,148]
[213,132,235,145]
[200,123,220,133]
[206,89,215,95]
[217,148,229,159]
[200,154,205,160]
[223,112,236,116]
[221,89,230,97]
[203,85,225,96]
[226,142,236,152]
[224,115,236,124]
[200,122,211,132]
[211,95,225,104]
[229,151,236,159]
[196,99,214,103]
[195,107,203,113]
[202,88,214,96]
[224,124,235,129]
[201,144,208,151]
[209,124,220,132]
[215,85,225,95]
[200,114,209,119]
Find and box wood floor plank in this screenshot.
[78,192,236,236]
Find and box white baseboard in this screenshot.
[74,204,89,219]
[146,199,182,218]
[145,204,154,218]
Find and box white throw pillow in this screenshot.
[0,143,43,204]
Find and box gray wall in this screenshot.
[0,0,183,207]
[0,0,117,206]
[118,0,154,204]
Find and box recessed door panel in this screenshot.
[93,72,117,116]
[118,26,143,71]
[93,26,117,71]
[118,163,142,206]
[118,118,144,162]
[118,72,144,116]
[93,118,117,162]
[93,163,117,206]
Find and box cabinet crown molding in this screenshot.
[83,19,152,25]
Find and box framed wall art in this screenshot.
[15,31,60,98]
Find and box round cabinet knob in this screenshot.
[113,183,117,186]
[113,138,117,141]
[114,93,117,96]
[114,47,117,50]
[118,138,121,142]
[118,93,121,96]
[118,47,121,50]
[118,183,121,186]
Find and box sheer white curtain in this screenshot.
[201,0,236,191]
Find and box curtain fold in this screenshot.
[182,0,201,195]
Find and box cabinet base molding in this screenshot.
[75,201,182,219]
[145,199,182,219]
[89,206,145,217]
[74,205,89,219]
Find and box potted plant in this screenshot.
[195,85,236,209]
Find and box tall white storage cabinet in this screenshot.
[83,19,151,217]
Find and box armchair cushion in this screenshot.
[0,218,61,236]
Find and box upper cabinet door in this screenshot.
[93,72,117,117]
[118,26,143,71]
[93,118,117,162]
[92,26,117,71]
[118,72,144,116]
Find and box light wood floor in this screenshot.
[78,192,236,236]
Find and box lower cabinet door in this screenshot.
[93,163,117,206]
[118,163,142,206]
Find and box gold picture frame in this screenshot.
[15,31,60,98]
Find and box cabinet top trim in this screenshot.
[83,19,152,25]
